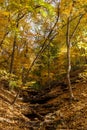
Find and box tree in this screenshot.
[0,0,87,101]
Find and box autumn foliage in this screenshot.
[0,0,87,93]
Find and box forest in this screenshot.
[0,0,87,130]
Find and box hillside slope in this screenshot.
[0,82,87,130]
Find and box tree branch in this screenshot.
[70,14,85,41]
[24,3,60,82]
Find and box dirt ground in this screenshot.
[0,82,87,130]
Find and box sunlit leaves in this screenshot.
[0,0,87,89]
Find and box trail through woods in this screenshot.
[0,1,87,129]
[0,81,87,130]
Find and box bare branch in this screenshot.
[70,14,85,41]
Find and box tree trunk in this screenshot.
[67,45,74,98]
[9,34,16,73]
[66,17,74,99]
[11,89,20,105]
[9,21,19,73]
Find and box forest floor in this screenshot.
[0,79,87,129]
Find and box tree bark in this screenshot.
[66,17,74,99]
[9,34,16,73]
[11,89,20,105]
[9,18,19,73]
